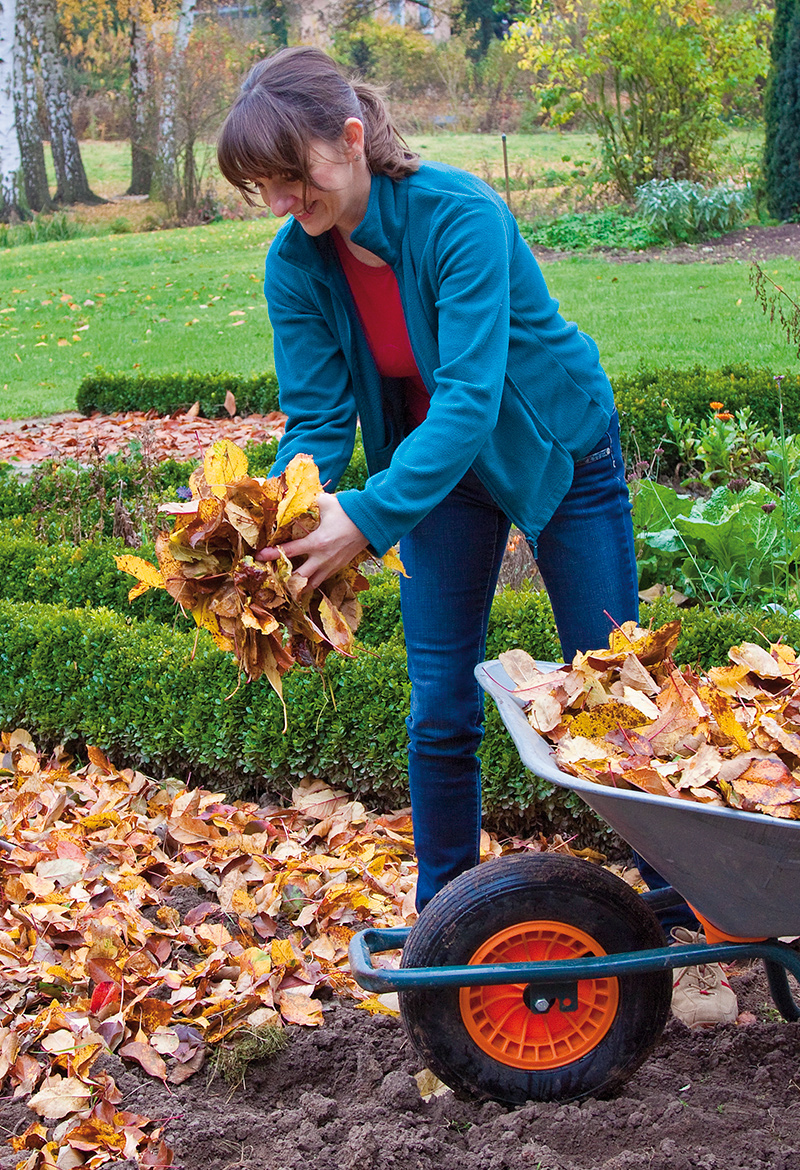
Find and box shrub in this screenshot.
[76,370,280,418]
[1,591,794,845]
[518,209,663,252]
[634,179,753,243]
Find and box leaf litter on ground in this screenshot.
[0,731,582,1166]
[500,620,800,819]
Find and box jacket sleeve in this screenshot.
[336,197,517,554]
[265,249,358,493]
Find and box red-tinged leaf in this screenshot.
[119,1040,169,1081]
[183,901,221,926]
[186,400,201,419]
[224,390,236,417]
[90,982,120,1013]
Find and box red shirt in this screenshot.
[333,230,429,428]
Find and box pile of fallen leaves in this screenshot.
[0,730,573,1167]
[0,402,286,472]
[116,440,402,716]
[0,730,418,1166]
[500,621,800,819]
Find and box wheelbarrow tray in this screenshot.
[477,660,800,939]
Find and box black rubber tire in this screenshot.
[400,853,671,1104]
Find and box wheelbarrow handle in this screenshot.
[349,927,800,995]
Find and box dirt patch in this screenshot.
[2,964,796,1169]
[532,222,800,266]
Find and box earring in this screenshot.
[353,152,362,162]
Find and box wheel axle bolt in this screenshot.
[534,997,550,1013]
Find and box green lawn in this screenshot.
[3,222,796,419]
[3,125,789,421]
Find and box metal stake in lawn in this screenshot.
[501,134,512,212]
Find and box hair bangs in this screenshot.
[217,93,314,205]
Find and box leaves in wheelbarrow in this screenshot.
[502,621,800,819]
[115,441,406,713]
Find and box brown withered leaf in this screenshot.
[517,621,800,820]
[116,444,402,708]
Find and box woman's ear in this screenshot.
[342,117,366,160]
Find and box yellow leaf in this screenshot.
[203,439,248,499]
[356,995,400,1018]
[381,547,408,576]
[114,555,165,601]
[275,454,322,531]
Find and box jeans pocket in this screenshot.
[574,439,612,469]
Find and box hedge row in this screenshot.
[2,592,797,842]
[76,370,280,418]
[75,366,800,477]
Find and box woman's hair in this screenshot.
[217,46,420,202]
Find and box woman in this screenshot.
[216,46,639,913]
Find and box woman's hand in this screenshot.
[255,492,369,589]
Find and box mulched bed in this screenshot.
[1,963,796,1170]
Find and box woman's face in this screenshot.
[252,132,369,237]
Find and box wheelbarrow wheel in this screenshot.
[400,853,671,1104]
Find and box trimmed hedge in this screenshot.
[75,366,800,479]
[613,364,800,474]
[76,370,280,418]
[2,592,798,844]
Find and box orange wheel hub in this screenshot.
[459,920,619,1070]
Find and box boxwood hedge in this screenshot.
[1,590,797,845]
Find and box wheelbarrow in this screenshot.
[349,659,800,1105]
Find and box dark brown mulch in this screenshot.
[1,963,796,1170]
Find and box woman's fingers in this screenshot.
[254,494,368,588]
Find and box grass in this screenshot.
[1,218,280,416]
[2,125,789,421]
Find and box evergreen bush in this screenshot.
[0,593,795,844]
[76,370,280,418]
[764,0,800,220]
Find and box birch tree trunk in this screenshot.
[151,0,197,206]
[34,0,102,204]
[0,0,23,219]
[13,0,51,212]
[128,6,155,195]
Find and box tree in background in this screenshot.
[128,0,156,194]
[764,0,800,219]
[510,0,770,200]
[14,0,52,211]
[33,0,103,202]
[167,20,250,216]
[0,0,23,219]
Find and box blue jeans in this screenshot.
[399,411,640,910]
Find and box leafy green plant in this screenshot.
[518,209,662,252]
[0,212,94,249]
[633,479,800,609]
[635,179,753,243]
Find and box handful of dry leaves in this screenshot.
[500,621,800,820]
[116,440,402,715]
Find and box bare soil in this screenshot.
[1,961,797,1169]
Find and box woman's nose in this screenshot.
[260,182,296,218]
[268,190,295,217]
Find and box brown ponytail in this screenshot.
[217,46,419,203]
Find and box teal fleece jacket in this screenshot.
[264,161,614,556]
